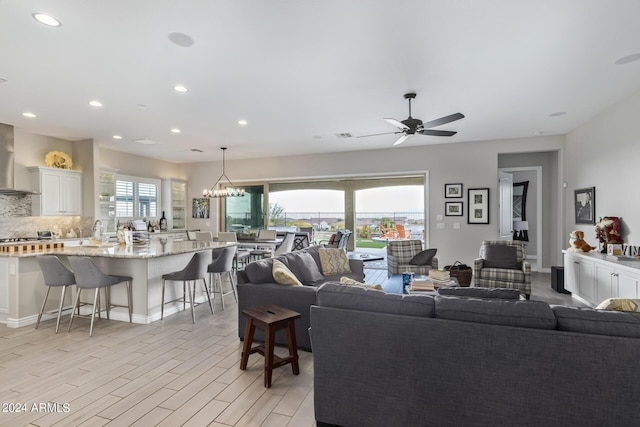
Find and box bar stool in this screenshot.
[161,251,212,323]
[67,256,133,336]
[208,245,237,310]
[35,255,76,333]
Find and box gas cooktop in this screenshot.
[0,237,39,243]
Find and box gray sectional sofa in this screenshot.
[237,245,364,350]
[310,283,640,427]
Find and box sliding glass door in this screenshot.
[224,185,265,231]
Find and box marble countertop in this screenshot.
[0,239,234,259]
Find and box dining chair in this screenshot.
[35,255,76,333]
[249,229,279,260]
[67,256,133,336]
[195,231,214,241]
[218,232,250,270]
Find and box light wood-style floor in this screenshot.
[0,269,579,427]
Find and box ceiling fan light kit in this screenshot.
[359,92,465,146]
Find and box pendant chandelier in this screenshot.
[202,147,245,198]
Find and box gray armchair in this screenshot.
[386,240,438,278]
[473,240,531,298]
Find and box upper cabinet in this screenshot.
[28,166,83,216]
[162,178,186,230]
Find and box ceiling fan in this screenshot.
[358,93,465,146]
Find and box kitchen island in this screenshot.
[0,239,235,328]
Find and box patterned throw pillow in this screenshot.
[596,298,640,312]
[340,276,383,290]
[319,248,352,275]
[272,259,303,286]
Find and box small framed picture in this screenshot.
[574,187,595,225]
[468,188,489,224]
[445,183,463,198]
[445,202,463,216]
[192,198,210,219]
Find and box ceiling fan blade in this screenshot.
[421,112,465,129]
[393,134,410,146]
[418,129,457,137]
[384,118,410,130]
[356,131,402,138]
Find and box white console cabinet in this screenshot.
[563,251,640,306]
[28,166,83,216]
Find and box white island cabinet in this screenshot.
[563,251,640,306]
[28,166,83,216]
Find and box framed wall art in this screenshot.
[445,201,463,216]
[574,187,595,225]
[445,183,463,198]
[192,198,210,219]
[468,188,489,224]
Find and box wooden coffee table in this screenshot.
[240,305,301,388]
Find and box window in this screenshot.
[115,175,160,219]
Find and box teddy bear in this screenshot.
[568,230,596,252]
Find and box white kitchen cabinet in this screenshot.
[563,251,640,306]
[28,166,83,216]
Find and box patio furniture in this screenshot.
[395,224,412,239]
[380,226,398,239]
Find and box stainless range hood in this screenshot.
[0,123,39,195]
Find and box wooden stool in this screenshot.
[240,305,301,388]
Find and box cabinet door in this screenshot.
[41,170,64,215]
[617,270,640,299]
[62,173,82,215]
[594,262,615,303]
[563,254,579,293]
[578,260,596,304]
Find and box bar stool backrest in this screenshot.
[208,246,236,273]
[165,251,210,281]
[36,255,75,286]
[68,256,119,289]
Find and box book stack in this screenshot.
[410,276,435,291]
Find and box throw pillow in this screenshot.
[340,276,383,290]
[293,251,325,285]
[409,248,437,266]
[272,259,303,286]
[319,248,352,275]
[596,298,640,312]
[483,245,519,269]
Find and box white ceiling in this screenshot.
[1,0,640,163]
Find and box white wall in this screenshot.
[187,135,565,268]
[566,88,640,247]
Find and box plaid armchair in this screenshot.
[386,240,438,278]
[474,240,531,298]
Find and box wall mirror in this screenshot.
[513,181,528,221]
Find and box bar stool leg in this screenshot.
[161,279,166,320]
[126,281,133,322]
[186,280,195,324]
[264,326,277,388]
[55,285,67,333]
[203,278,214,314]
[35,287,52,329]
[68,291,81,332]
[286,319,300,375]
[89,288,100,337]
[228,271,238,303]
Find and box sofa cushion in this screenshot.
[278,251,324,286]
[437,287,521,300]
[244,258,275,283]
[482,245,519,269]
[317,282,435,317]
[319,248,351,275]
[553,305,640,338]
[272,259,303,286]
[409,248,437,266]
[435,296,556,329]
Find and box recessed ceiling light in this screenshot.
[113,135,123,140]
[615,53,640,65]
[22,112,36,118]
[0,77,7,84]
[168,32,194,47]
[32,12,61,27]
[238,120,248,126]
[171,128,181,134]
[89,100,103,107]
[549,111,566,117]
[173,85,188,93]
[137,104,147,109]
